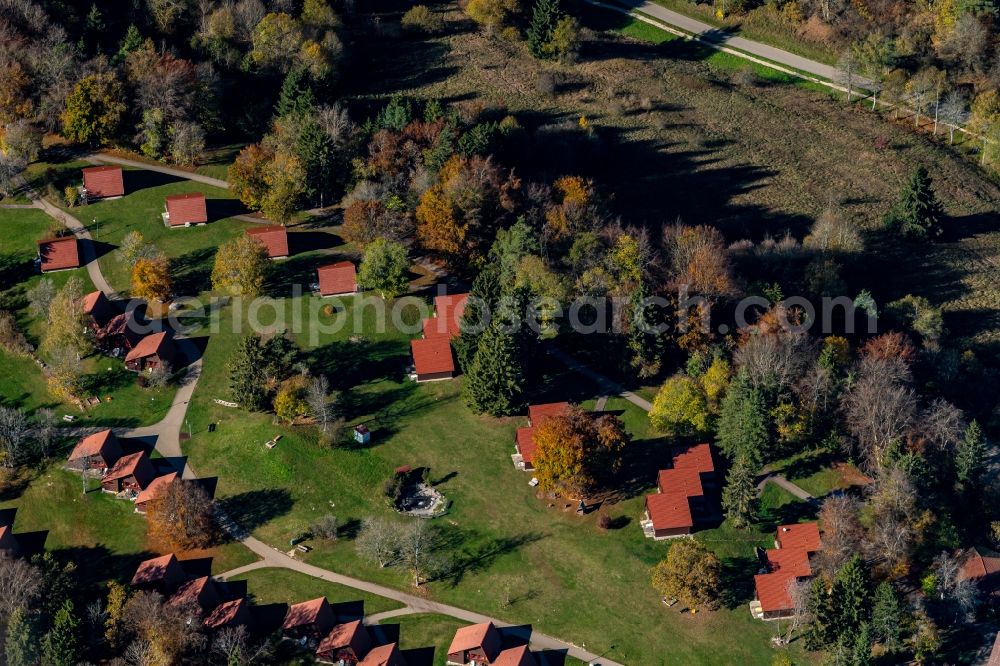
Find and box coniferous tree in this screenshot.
[41,599,80,666]
[831,554,872,638]
[5,607,38,666]
[528,0,561,58]
[955,420,986,491]
[806,577,837,649]
[229,335,269,410]
[276,65,316,118]
[852,622,874,666]
[463,314,526,417]
[721,454,759,528]
[455,262,503,373]
[870,581,906,654]
[887,166,945,240]
[717,372,771,466]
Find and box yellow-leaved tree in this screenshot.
[211,234,270,298]
[131,256,172,303]
[533,407,629,497]
[651,539,722,611]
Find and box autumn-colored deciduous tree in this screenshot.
[261,152,306,223]
[649,375,710,437]
[544,175,596,241]
[229,143,273,211]
[211,235,270,298]
[357,238,410,299]
[341,199,412,247]
[146,479,216,551]
[651,539,722,611]
[274,375,309,423]
[662,223,736,301]
[131,257,172,303]
[0,62,33,125]
[533,408,630,497]
[60,73,127,146]
[41,277,92,358]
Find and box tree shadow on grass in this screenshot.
[218,488,294,534]
[718,555,759,609]
[49,544,159,595]
[123,169,183,193]
[266,254,327,297]
[304,339,410,390]
[206,199,249,223]
[438,529,546,587]
[171,247,216,296]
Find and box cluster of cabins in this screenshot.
[129,553,539,666]
[410,293,469,382]
[82,165,210,228]
[640,442,719,539]
[66,429,181,508]
[82,290,175,372]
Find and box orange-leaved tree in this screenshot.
[131,256,172,303]
[533,407,630,497]
[146,479,216,551]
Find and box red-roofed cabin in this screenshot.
[958,547,1000,597]
[124,332,175,373]
[82,165,124,199]
[131,553,186,593]
[423,293,469,338]
[204,597,251,630]
[316,620,372,665]
[282,597,336,643]
[97,310,143,354]
[134,472,178,514]
[37,237,80,272]
[67,429,123,472]
[671,442,717,489]
[775,522,822,553]
[446,621,501,666]
[752,522,823,619]
[101,451,155,494]
[82,291,114,329]
[317,261,358,296]
[0,525,21,559]
[169,576,221,614]
[642,492,695,539]
[164,193,208,227]
[492,645,537,666]
[513,403,571,471]
[410,336,455,382]
[247,225,290,259]
[359,643,406,666]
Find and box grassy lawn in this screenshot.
[179,300,815,665]
[0,461,256,589]
[228,567,403,615]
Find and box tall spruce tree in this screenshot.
[41,600,79,666]
[717,372,771,466]
[276,65,316,118]
[806,577,838,649]
[852,622,874,666]
[955,420,986,491]
[455,262,503,373]
[528,0,561,58]
[831,554,872,638]
[463,312,526,417]
[887,166,945,240]
[871,581,906,654]
[229,334,269,410]
[721,454,759,528]
[5,608,38,666]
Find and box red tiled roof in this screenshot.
[169,576,216,610]
[131,553,180,587]
[754,570,801,613]
[246,225,289,258]
[645,492,694,530]
[515,427,537,464]
[424,293,469,338]
[765,548,813,577]
[317,261,357,296]
[204,597,249,629]
[68,429,117,461]
[657,467,704,498]
[165,193,208,226]
[103,451,150,483]
[447,621,500,659]
[82,291,103,314]
[959,547,1000,582]
[317,620,371,658]
[37,237,80,272]
[528,402,570,425]
[410,336,455,376]
[776,523,822,553]
[125,332,171,363]
[493,645,537,666]
[135,472,177,506]
[82,166,124,198]
[671,442,715,474]
[283,597,330,629]
[358,642,404,666]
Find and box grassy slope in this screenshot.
[180,297,813,664]
[228,567,403,614]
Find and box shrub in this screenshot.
[597,512,611,531]
[63,186,80,207]
[310,514,339,540]
[145,363,172,389]
[383,473,404,503]
[401,5,444,33]
[0,311,33,357]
